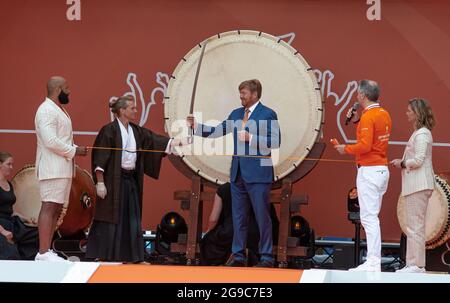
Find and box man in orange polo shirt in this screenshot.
[335,80,392,272]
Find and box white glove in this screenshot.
[96,182,107,199]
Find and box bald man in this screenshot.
[34,76,87,261]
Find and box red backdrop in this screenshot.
[1,0,449,241]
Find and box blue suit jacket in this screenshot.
[196,102,281,183]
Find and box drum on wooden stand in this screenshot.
[11,165,96,238]
[164,30,325,265]
[164,30,324,185]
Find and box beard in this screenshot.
[58,91,70,104]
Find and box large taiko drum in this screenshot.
[164,30,324,185]
[397,175,450,249]
[11,165,96,237]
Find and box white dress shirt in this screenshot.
[95,119,172,173]
[118,118,137,170]
[246,101,260,119]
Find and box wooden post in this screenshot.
[185,176,202,265]
[277,178,292,267]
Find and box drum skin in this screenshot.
[397,175,450,249]
[164,30,324,185]
[11,165,40,226]
[11,165,96,237]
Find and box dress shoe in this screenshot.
[225,256,246,267]
[254,259,274,268]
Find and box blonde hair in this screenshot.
[238,79,262,99]
[109,95,133,116]
[409,98,436,130]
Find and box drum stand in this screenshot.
[169,142,325,267]
[348,212,361,267]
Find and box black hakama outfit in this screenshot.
[86,120,169,262]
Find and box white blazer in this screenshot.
[35,98,76,180]
[401,127,435,196]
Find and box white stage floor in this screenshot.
[300,269,450,283]
[0,260,449,283]
[0,260,99,283]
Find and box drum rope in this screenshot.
[86,146,355,164]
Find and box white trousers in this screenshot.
[356,165,389,265]
[404,189,432,268]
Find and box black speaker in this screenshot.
[332,243,355,269]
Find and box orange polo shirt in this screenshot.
[344,103,392,166]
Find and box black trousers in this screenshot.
[86,171,144,262]
[0,216,39,260]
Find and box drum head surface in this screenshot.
[165,30,323,184]
[11,166,41,227]
[11,165,70,228]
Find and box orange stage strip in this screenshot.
[88,264,303,283]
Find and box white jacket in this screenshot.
[35,98,76,180]
[401,127,435,196]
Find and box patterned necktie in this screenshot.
[242,108,250,129]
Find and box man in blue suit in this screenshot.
[187,79,281,267]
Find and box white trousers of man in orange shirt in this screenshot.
[352,165,389,272]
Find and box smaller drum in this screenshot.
[397,175,450,249]
[11,165,96,237]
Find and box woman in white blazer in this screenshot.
[391,98,436,274]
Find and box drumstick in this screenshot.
[188,40,208,142]
[87,146,355,163]
[330,138,339,146]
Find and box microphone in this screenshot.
[345,102,360,125]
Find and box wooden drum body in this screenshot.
[11,165,96,237]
